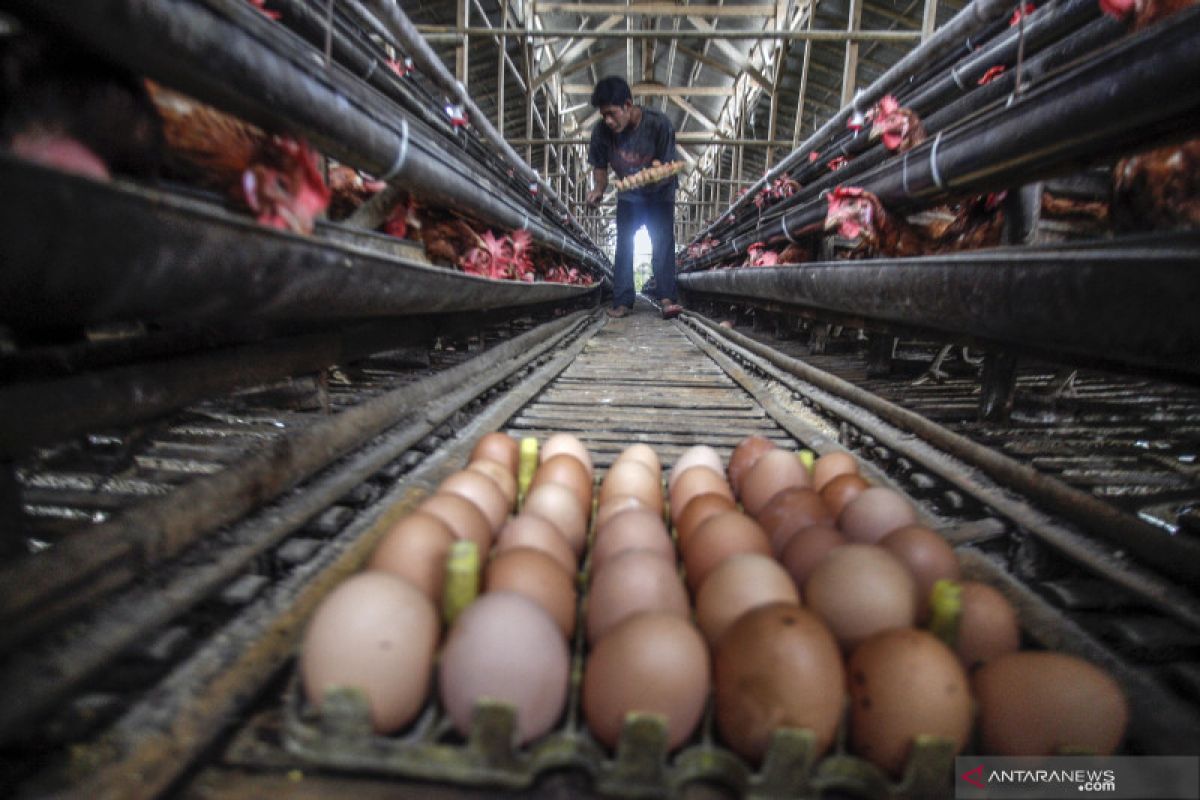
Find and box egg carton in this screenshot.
[281,676,958,798]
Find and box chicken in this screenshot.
[778,242,810,264]
[381,193,420,240]
[327,164,385,220]
[1,28,162,180]
[869,95,927,153]
[824,186,1004,258]
[745,242,779,267]
[145,81,329,234]
[1112,141,1200,231]
[460,230,512,280]
[1100,0,1196,29]
[417,212,483,267]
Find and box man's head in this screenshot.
[591,76,636,133]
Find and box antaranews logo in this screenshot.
[954,756,1198,799]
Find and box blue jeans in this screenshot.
[612,199,677,309]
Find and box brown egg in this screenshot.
[541,433,594,478]
[615,443,662,482]
[668,445,724,490]
[804,544,916,651]
[820,473,870,518]
[599,460,663,516]
[838,487,918,544]
[780,524,847,590]
[695,554,800,645]
[880,526,961,620]
[953,581,1021,669]
[740,449,813,518]
[439,470,510,534]
[683,511,771,593]
[467,458,518,508]
[470,431,519,476]
[812,451,860,491]
[439,592,570,744]
[668,466,734,524]
[582,612,710,751]
[727,435,777,497]
[848,628,972,777]
[531,453,594,513]
[495,514,577,576]
[523,482,589,555]
[595,495,654,531]
[485,547,577,637]
[302,572,439,734]
[714,604,846,762]
[973,651,1128,755]
[419,493,492,560]
[368,512,456,601]
[675,492,738,551]
[757,487,834,556]
[585,549,689,643]
[591,508,674,572]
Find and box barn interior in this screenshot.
[0,0,1198,797]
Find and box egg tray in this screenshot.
[281,675,959,798]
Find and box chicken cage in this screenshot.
[0,0,1198,797]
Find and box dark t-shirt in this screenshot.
[588,106,677,203]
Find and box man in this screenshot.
[585,76,682,320]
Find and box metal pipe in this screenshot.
[5,0,609,276]
[361,0,592,244]
[682,9,1200,271]
[681,12,1125,267]
[690,0,1016,243]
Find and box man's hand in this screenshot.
[585,186,605,207]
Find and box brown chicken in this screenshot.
[145,81,330,234]
[416,210,484,267]
[1,29,162,180]
[327,164,386,220]
[824,186,1005,258]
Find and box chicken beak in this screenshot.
[867,126,882,142]
[824,212,840,231]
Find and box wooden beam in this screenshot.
[417,25,922,41]
[563,83,734,96]
[922,0,939,40]
[538,2,777,16]
[841,0,864,108]
[668,95,719,131]
[529,15,624,91]
[685,16,774,94]
[455,0,469,87]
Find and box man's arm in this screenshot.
[586,166,608,206]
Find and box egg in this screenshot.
[439,592,570,744]
[438,470,511,533]
[530,453,594,513]
[740,449,813,517]
[470,431,519,476]
[484,547,577,637]
[302,572,439,734]
[523,482,588,555]
[668,465,734,524]
[419,493,492,560]
[880,526,961,620]
[804,544,916,651]
[714,604,846,762]
[599,460,663,516]
[973,651,1128,755]
[368,512,456,601]
[695,554,799,645]
[591,508,674,571]
[540,433,594,478]
[819,473,870,517]
[615,443,662,481]
[682,510,771,593]
[727,435,777,497]
[952,580,1021,669]
[756,487,834,556]
[780,524,847,590]
[594,495,654,531]
[467,458,518,508]
[585,549,689,643]
[848,628,972,777]
[838,487,918,544]
[582,612,710,751]
[668,445,724,490]
[495,514,578,575]
[674,491,738,550]
[812,451,860,491]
